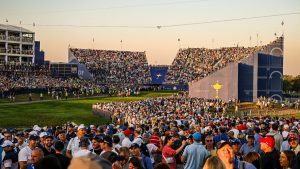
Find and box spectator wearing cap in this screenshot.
[259,136,281,169]
[162,135,186,169]
[2,140,18,169]
[181,132,208,169]
[100,135,118,163]
[66,124,76,141]
[1,130,15,166]
[18,135,39,169]
[91,136,103,156]
[217,141,256,169]
[26,148,44,169]
[143,132,160,165]
[42,135,56,156]
[38,132,47,149]
[287,132,300,155]
[216,141,235,169]
[239,135,261,156]
[150,128,161,148]
[122,129,132,148]
[56,130,69,155]
[73,137,92,158]
[90,125,97,137]
[66,124,91,158]
[282,124,290,141]
[132,128,143,146]
[130,143,153,169]
[204,135,217,157]
[49,141,71,169]
[231,139,243,169]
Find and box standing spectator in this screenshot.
[279,150,295,169]
[50,141,70,169]
[132,128,143,146]
[18,135,39,169]
[112,135,121,154]
[231,139,243,169]
[91,136,102,155]
[73,137,91,158]
[162,136,186,169]
[216,141,255,169]
[287,133,300,155]
[1,140,18,169]
[143,133,160,165]
[181,132,208,169]
[66,125,76,141]
[259,136,281,169]
[122,129,133,148]
[204,135,217,157]
[130,143,153,169]
[271,123,283,151]
[66,124,91,158]
[56,131,69,155]
[216,141,235,169]
[213,127,229,145]
[26,148,44,169]
[42,135,56,156]
[239,135,260,156]
[100,135,118,163]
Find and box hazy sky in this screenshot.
[1,0,300,75]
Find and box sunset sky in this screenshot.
[1,0,300,75]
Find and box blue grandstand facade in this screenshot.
[189,37,284,102]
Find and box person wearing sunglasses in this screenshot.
[287,133,300,155]
[204,135,216,157]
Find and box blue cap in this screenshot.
[192,132,201,141]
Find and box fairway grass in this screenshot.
[0,91,177,128]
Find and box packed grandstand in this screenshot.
[1,36,283,96]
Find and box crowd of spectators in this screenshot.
[1,94,300,169]
[165,46,263,84]
[0,64,121,99]
[70,48,151,91]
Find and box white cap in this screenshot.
[283,124,289,129]
[29,130,38,136]
[39,132,48,138]
[33,125,41,131]
[2,140,14,147]
[78,124,85,130]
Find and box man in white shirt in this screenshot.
[132,128,143,146]
[66,124,92,158]
[73,137,91,158]
[121,129,132,148]
[18,135,39,169]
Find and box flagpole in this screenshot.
[120,40,123,50]
[92,38,94,50]
[281,21,284,37]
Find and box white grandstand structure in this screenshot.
[0,24,35,64]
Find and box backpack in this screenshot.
[140,143,150,157]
